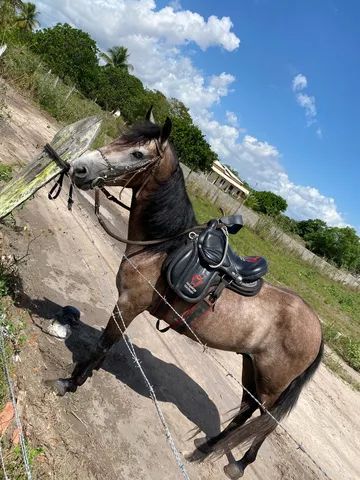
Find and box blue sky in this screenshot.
[35,0,359,231]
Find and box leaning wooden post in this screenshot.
[0,116,102,220]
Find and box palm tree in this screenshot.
[100,46,133,72]
[15,2,39,31]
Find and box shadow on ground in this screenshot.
[17,293,222,439]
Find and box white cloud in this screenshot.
[197,114,345,226]
[226,110,238,126]
[36,0,239,51]
[292,73,321,132]
[296,92,317,124]
[35,1,343,225]
[292,73,307,92]
[35,0,238,118]
[316,127,323,139]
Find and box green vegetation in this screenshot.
[1,15,217,172]
[190,191,360,375]
[0,437,44,479]
[0,163,12,183]
[100,45,134,72]
[32,23,99,97]
[323,352,360,391]
[297,220,360,273]
[0,253,43,476]
[14,2,39,32]
[245,190,288,216]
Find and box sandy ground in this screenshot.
[1,84,360,480]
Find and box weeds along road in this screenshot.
[1,83,359,480]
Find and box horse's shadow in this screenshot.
[18,294,222,439]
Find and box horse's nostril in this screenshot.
[74,165,87,177]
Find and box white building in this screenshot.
[207,160,249,201]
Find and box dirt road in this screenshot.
[1,84,359,480]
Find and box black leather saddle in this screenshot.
[164,216,268,303]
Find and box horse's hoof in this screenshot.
[185,437,212,463]
[184,448,207,463]
[194,437,212,454]
[44,378,75,396]
[224,462,244,479]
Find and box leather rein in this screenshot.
[45,142,206,247]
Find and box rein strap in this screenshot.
[94,188,204,246]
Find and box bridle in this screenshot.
[46,141,206,247]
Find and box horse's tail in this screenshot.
[210,338,324,457]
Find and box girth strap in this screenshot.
[156,298,213,334]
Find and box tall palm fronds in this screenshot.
[99,46,133,72]
[15,2,39,31]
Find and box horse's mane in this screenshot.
[115,121,162,146]
[120,121,197,252]
[141,164,197,252]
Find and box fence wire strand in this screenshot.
[0,440,9,480]
[0,314,32,480]
[112,305,191,480]
[121,251,332,480]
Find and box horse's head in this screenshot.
[70,110,172,190]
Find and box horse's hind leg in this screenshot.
[223,424,271,479]
[50,300,134,395]
[222,388,280,479]
[192,355,258,457]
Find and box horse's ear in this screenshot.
[160,117,172,145]
[145,105,155,123]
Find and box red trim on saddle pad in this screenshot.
[245,256,261,263]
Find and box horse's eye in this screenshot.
[132,151,144,159]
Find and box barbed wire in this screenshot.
[120,251,332,480]
[0,440,9,480]
[112,305,191,480]
[0,314,32,480]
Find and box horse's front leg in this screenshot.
[50,297,136,396]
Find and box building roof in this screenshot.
[211,160,250,196]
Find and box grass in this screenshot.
[0,437,44,479]
[0,163,12,183]
[0,44,124,136]
[323,351,360,391]
[0,237,43,476]
[190,192,360,375]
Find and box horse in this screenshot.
[51,111,323,479]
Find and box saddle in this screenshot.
[164,216,268,304]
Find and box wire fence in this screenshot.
[112,306,190,480]
[0,313,32,480]
[120,250,333,480]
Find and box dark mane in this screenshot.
[117,120,197,252]
[115,121,162,146]
[140,161,197,253]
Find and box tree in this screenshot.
[305,226,360,272]
[170,115,218,172]
[31,23,99,96]
[296,218,327,239]
[15,2,39,31]
[246,190,288,216]
[0,0,20,30]
[99,46,133,72]
[95,66,146,119]
[275,214,299,235]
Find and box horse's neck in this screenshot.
[126,157,196,245]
